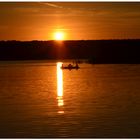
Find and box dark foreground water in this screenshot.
[0,61,140,138]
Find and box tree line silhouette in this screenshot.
[0,39,140,63]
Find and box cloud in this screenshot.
[39,2,96,11]
[40,2,63,9]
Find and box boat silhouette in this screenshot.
[61,63,80,70]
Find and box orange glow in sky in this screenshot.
[0,3,140,40]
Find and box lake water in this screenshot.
[0,61,140,138]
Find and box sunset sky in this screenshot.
[0,2,140,40]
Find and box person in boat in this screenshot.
[68,64,72,68]
[75,63,79,68]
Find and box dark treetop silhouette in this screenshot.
[0,39,140,64]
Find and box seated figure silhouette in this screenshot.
[68,64,72,68]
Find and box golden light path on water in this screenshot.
[57,62,64,114]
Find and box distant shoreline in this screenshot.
[0,40,140,63]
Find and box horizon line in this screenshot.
[0,39,140,41]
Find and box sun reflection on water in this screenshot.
[58,96,64,107]
[57,62,64,114]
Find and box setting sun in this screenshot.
[54,32,64,40]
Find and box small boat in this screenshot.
[61,63,80,70]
